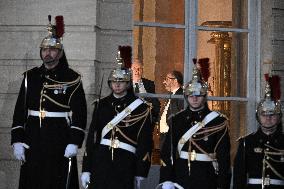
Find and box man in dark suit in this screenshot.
[159,70,184,147]
[131,58,161,125]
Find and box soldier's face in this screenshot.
[187,95,206,110]
[41,48,62,69]
[131,62,143,81]
[111,81,129,95]
[259,113,280,128]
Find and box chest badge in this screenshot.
[254,147,263,153]
[54,89,59,94]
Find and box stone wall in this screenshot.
[0,0,132,188]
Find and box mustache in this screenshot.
[43,55,55,64]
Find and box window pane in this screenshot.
[209,100,247,158]
[197,31,248,98]
[133,26,184,94]
[198,0,248,29]
[133,0,185,25]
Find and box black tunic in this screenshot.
[11,63,87,189]
[160,106,231,189]
[82,92,153,189]
[233,125,284,189]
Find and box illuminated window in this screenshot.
[133,0,260,163]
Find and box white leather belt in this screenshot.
[248,178,284,185]
[180,151,214,161]
[100,139,136,154]
[28,110,71,118]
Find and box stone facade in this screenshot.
[0,0,283,189]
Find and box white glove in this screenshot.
[64,144,78,158]
[12,142,29,161]
[135,176,145,189]
[162,181,175,189]
[81,172,91,188]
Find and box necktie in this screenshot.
[134,83,139,93]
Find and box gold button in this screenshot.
[43,90,46,94]
[266,141,270,144]
[42,98,45,102]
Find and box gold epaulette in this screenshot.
[91,96,107,105]
[236,131,254,141]
[144,101,153,109]
[160,159,167,167]
[22,67,38,75]
[175,108,185,115]
[91,98,99,105]
[142,152,151,162]
[216,111,229,120]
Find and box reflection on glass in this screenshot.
[201,21,232,116]
[198,0,248,29]
[133,0,249,165]
[197,31,247,98]
[133,26,184,94]
[209,100,247,160]
[133,0,185,25]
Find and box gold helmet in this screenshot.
[256,74,281,116]
[108,48,132,83]
[184,58,210,96]
[40,15,64,49]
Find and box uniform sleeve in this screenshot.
[82,103,99,172]
[159,117,176,183]
[233,138,247,189]
[135,105,153,177]
[69,81,87,147]
[215,121,231,189]
[11,76,27,144]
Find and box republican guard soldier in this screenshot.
[233,74,284,189]
[11,15,87,189]
[81,50,153,189]
[158,58,231,189]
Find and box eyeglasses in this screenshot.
[165,76,176,81]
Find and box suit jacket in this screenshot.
[141,78,161,123]
[166,87,184,120]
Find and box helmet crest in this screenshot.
[40,15,65,49]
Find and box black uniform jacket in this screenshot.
[11,63,87,189]
[233,125,284,189]
[82,92,153,189]
[160,106,231,189]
